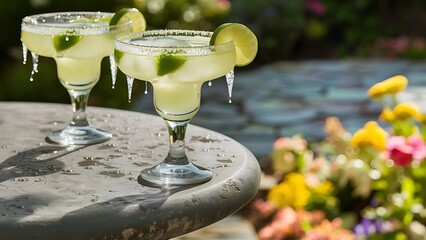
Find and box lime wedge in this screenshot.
[210,23,258,67]
[109,8,146,32]
[53,30,82,52]
[156,53,186,76]
[114,49,124,63]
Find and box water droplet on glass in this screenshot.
[30,52,39,82]
[225,69,234,103]
[208,81,212,87]
[144,81,148,94]
[22,43,28,64]
[126,75,134,103]
[65,36,69,41]
[109,55,117,89]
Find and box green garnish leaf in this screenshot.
[53,30,82,52]
[155,53,186,76]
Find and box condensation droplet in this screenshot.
[126,75,134,103]
[109,55,118,89]
[225,69,234,103]
[22,43,28,64]
[29,52,39,82]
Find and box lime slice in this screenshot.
[210,23,258,67]
[109,8,146,32]
[156,53,186,76]
[53,30,82,52]
[114,49,124,63]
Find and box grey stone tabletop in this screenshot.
[0,102,261,240]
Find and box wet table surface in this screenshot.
[0,102,260,240]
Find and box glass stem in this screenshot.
[163,119,190,165]
[68,89,90,127]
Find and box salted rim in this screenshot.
[21,12,132,35]
[115,29,235,56]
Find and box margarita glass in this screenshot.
[115,30,237,185]
[21,12,132,145]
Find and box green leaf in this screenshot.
[401,177,415,207]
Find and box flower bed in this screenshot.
[244,75,426,239]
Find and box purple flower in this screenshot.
[353,218,390,236]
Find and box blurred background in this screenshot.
[2,0,426,109]
[3,2,426,238]
[2,0,426,160]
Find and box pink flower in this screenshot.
[302,218,355,240]
[385,135,426,166]
[274,136,307,152]
[258,207,298,240]
[254,199,276,216]
[306,0,325,16]
[258,207,355,240]
[408,135,426,160]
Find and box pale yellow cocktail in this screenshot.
[116,31,236,121]
[115,30,237,185]
[21,12,132,145]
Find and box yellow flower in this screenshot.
[314,181,334,195]
[368,75,408,99]
[267,173,310,209]
[350,121,387,151]
[379,107,395,123]
[392,102,422,121]
[416,113,426,124]
[368,82,387,99]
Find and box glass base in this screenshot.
[140,161,213,186]
[46,125,112,145]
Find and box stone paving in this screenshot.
[133,59,426,164]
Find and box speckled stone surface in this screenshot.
[0,102,260,240]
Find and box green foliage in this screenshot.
[230,0,306,63]
[230,0,426,62]
[134,0,230,30]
